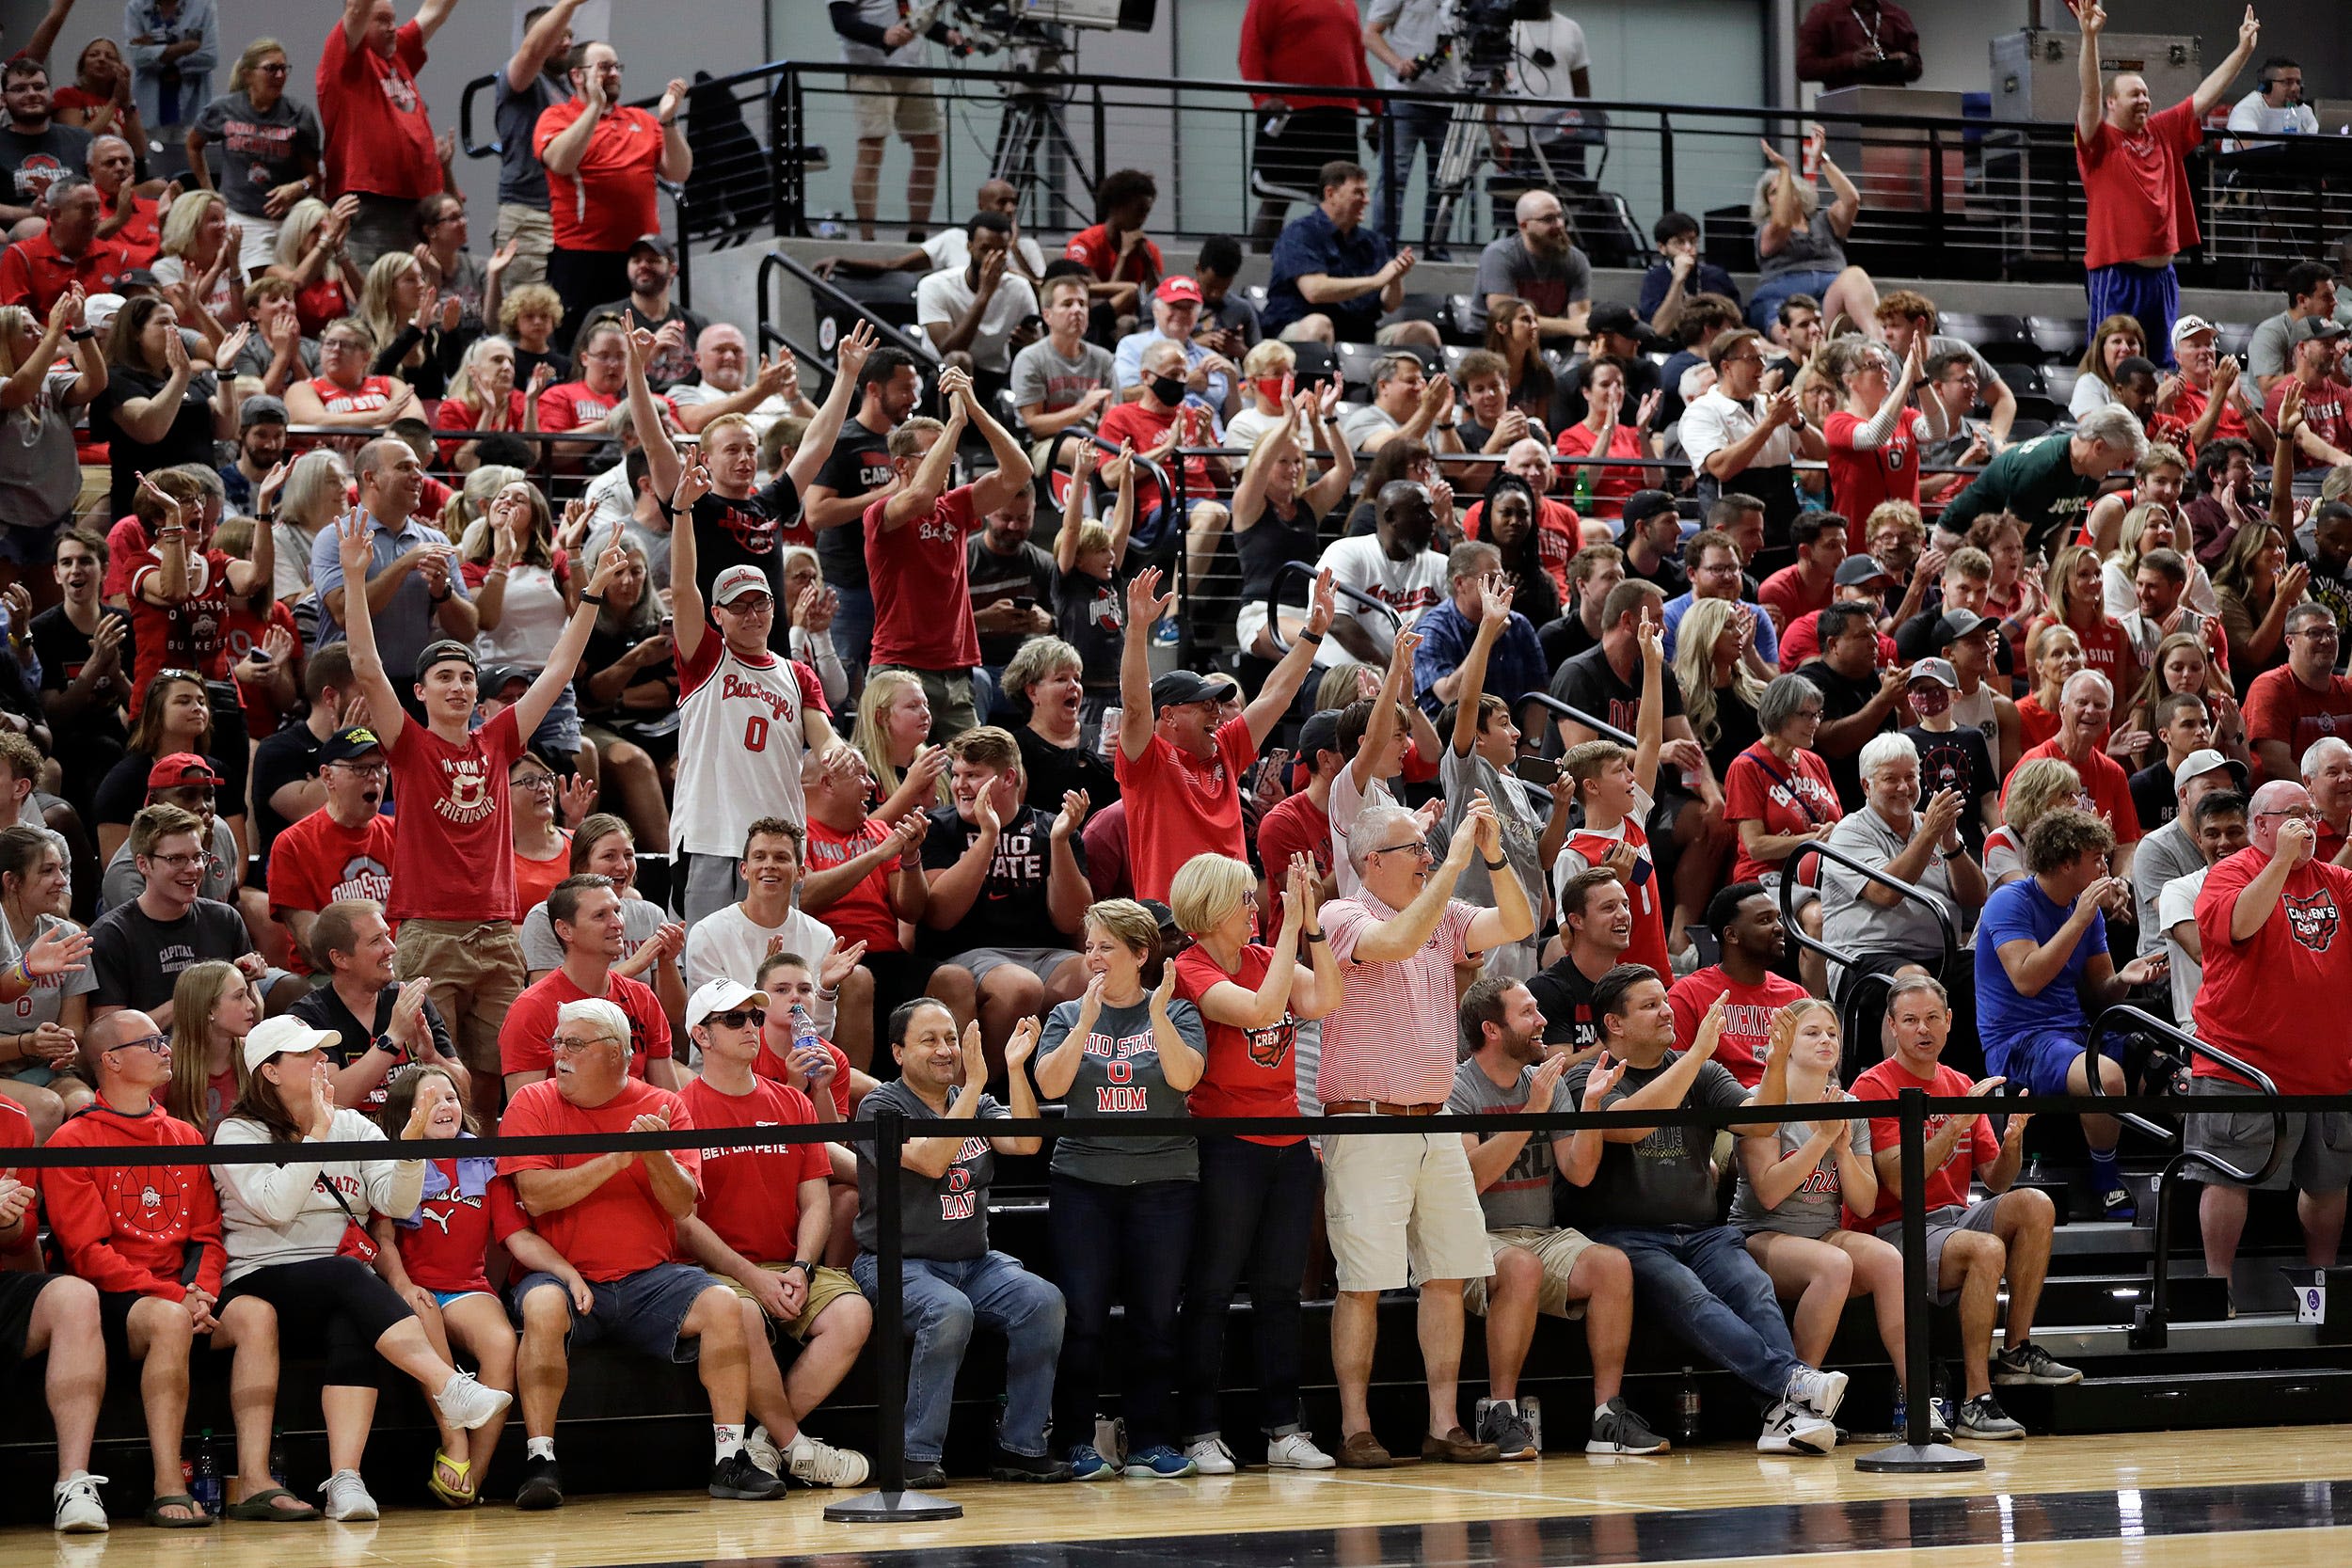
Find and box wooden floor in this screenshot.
[21,1427,2352,1567]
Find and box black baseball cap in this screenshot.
[1621,489,1678,530]
[317,726,384,767]
[1151,670,1224,711]
[1297,708,1343,762]
[414,639,476,682]
[1935,609,1994,645]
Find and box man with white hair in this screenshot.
[1820,731,1986,1011]
[1314,791,1532,1467]
[667,324,817,437]
[1339,350,1461,456]
[2006,669,2142,880]
[1113,277,1238,416]
[2305,736,2352,865]
[1937,407,2150,558]
[500,995,784,1508]
[1466,188,1591,341]
[0,178,126,313]
[2188,777,2352,1288]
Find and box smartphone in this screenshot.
[1011,596,1035,612]
[1512,756,1562,786]
[660,614,675,637]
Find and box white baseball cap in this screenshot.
[711,565,771,606]
[686,978,771,1031]
[2170,314,2218,346]
[242,1014,340,1075]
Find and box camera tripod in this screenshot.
[983,27,1097,233]
[1425,59,1577,247]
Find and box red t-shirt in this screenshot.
[103,191,163,269]
[1823,407,1922,534]
[1723,742,1842,881]
[863,484,982,672]
[1462,495,1577,598]
[1776,610,1896,674]
[1095,399,1216,519]
[221,594,302,739]
[1238,0,1376,109]
[752,1029,854,1119]
[1174,942,1306,1146]
[2076,100,2201,271]
[536,381,621,433]
[1063,224,1163,285]
[1851,1056,1997,1231]
[317,19,440,202]
[1554,422,1647,518]
[2244,668,2352,785]
[0,230,129,314]
[2005,735,2142,843]
[385,706,523,924]
[266,809,398,974]
[436,389,532,466]
[1666,964,1810,1088]
[392,1158,526,1294]
[1115,714,1259,903]
[1757,563,1835,630]
[2193,848,2352,1094]
[498,967,673,1081]
[1563,811,1671,980]
[678,1074,827,1264]
[2262,375,2352,471]
[803,814,905,953]
[2015,692,2060,752]
[512,834,571,926]
[304,373,401,419]
[2168,382,2252,447]
[1256,789,1330,937]
[2026,612,2136,694]
[533,102,664,252]
[497,1077,699,1281]
[123,536,236,702]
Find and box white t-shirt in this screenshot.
[2157,864,2206,1022]
[1327,762,1399,901]
[668,381,792,440]
[1500,13,1592,148]
[474,562,569,667]
[914,266,1040,374]
[682,900,838,1034]
[519,892,667,974]
[1339,403,1402,451]
[1310,534,1448,668]
[922,227,1047,281]
[1680,388,1800,473]
[2225,91,2318,151]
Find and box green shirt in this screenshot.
[1938,431,2102,558]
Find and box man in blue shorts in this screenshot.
[1975,808,2169,1219]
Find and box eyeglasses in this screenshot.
[512,775,557,793]
[707,1007,766,1030]
[549,1034,615,1054]
[1795,705,1825,719]
[1371,838,1434,861]
[105,1033,168,1054]
[256,62,289,73]
[1721,353,1765,367]
[2255,806,2320,821]
[331,760,389,779]
[580,349,626,363]
[1241,889,1260,908]
[145,851,205,870]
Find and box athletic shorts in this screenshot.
[2186,1077,2352,1195]
[1461,1226,1594,1321]
[1878,1198,2000,1307]
[721,1262,865,1343]
[511,1262,722,1364]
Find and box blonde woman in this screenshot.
[270,449,349,602]
[360,249,460,398]
[1982,756,2084,887]
[438,335,543,470]
[852,670,947,819]
[151,188,245,331]
[1750,132,1880,336]
[269,195,365,337]
[184,38,324,279]
[0,293,106,536]
[1674,596,1769,781]
[2101,502,2217,622]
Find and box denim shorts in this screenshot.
[509,1261,722,1363]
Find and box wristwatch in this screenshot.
[787,1260,817,1281]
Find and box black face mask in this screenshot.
[1148,372,1187,406]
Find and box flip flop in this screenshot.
[427,1450,475,1509]
[144,1492,214,1528]
[222,1486,321,1522]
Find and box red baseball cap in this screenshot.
[1154,276,1202,305]
[147,752,224,791]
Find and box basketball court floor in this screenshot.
[22,1426,2352,1567]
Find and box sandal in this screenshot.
[427,1450,475,1509]
[222,1486,321,1522]
[144,1493,215,1528]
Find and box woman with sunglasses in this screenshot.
[212,1016,514,1521]
[185,39,323,281]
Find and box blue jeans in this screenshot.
[1180,1136,1320,1439]
[1049,1173,1196,1452]
[1747,270,1841,333]
[1589,1225,1803,1409]
[829,584,875,682]
[851,1249,1065,1467]
[1377,101,1453,247]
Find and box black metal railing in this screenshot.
[1779,836,1964,1078]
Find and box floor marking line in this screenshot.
[1302,1470,1683,1511]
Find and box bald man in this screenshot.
[669,324,818,437]
[2188,778,2352,1290]
[1469,188,1593,341]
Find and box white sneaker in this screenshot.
[435,1370,514,1432]
[1184,1437,1238,1476]
[745,1424,784,1478]
[1787,1414,1839,1454]
[1756,1407,1799,1454]
[787,1432,870,1487]
[318,1469,378,1522]
[52,1473,107,1534]
[1785,1367,1849,1422]
[1264,1432,1336,1470]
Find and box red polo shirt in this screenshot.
[0,231,130,315]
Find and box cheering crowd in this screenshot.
[0,0,2347,1537]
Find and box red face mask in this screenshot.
[1255,377,1286,406]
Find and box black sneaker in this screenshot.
[988,1448,1073,1483]
[1585,1397,1668,1455]
[709,1452,789,1500]
[515,1456,564,1511]
[904,1465,948,1490]
[1476,1402,1536,1459]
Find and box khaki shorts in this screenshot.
[393,918,526,1078]
[495,202,555,292]
[1322,1124,1492,1292]
[1462,1226,1594,1321]
[723,1262,865,1342]
[849,73,943,141]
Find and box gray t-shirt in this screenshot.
[1008,339,1115,429]
[1819,805,1965,989]
[191,91,323,218]
[1448,1056,1570,1230]
[0,372,86,527]
[99,816,241,914]
[494,71,569,209]
[0,911,98,1039]
[1436,745,1545,974]
[519,893,668,974]
[1726,1102,1872,1239]
[1041,996,1200,1185]
[1563,1049,1750,1230]
[852,1078,1007,1261]
[1366,0,1466,91]
[1467,234,1592,335]
[2248,302,2352,381]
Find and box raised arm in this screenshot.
[2190,7,2261,119]
[507,0,582,90]
[1118,566,1171,761]
[954,371,1034,516]
[622,325,684,499]
[786,322,877,493]
[329,510,407,752]
[1630,617,1665,796]
[1243,567,1335,750]
[2074,0,2108,144]
[414,0,463,48]
[879,368,969,531]
[1349,630,1416,794]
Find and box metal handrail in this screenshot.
[2084,1003,2285,1348]
[755,249,934,372]
[1516,690,1636,749]
[1257,560,1401,661]
[1780,837,1962,977]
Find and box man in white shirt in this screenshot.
[682,817,866,1066]
[2159,787,2249,1022]
[1312,481,1449,669]
[914,214,1040,381]
[1496,8,1595,178]
[2226,55,2318,150]
[1678,328,1825,537]
[668,325,816,439]
[813,178,1047,281]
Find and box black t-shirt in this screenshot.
[917,802,1082,958]
[92,363,222,516]
[1051,563,1123,692]
[1700,680,1765,781]
[691,478,802,652]
[1016,724,1118,816]
[288,983,454,1113]
[2129,760,2176,834]
[811,420,897,593]
[1547,642,1683,755]
[88,896,251,1014]
[31,605,132,813]
[1526,954,1613,1052]
[580,616,677,735]
[1794,658,1892,809]
[515,345,571,387]
[1623,552,1689,600]
[966,536,1055,668]
[0,122,93,208]
[248,723,326,868]
[1538,612,1598,670]
[1905,722,1997,851]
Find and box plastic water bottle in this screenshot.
[1676,1369,1702,1447]
[790,1004,824,1066]
[190,1431,224,1515]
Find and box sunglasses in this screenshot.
[707,1007,766,1030]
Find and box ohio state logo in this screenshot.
[1246,1017,1295,1069]
[2284,889,2342,953]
